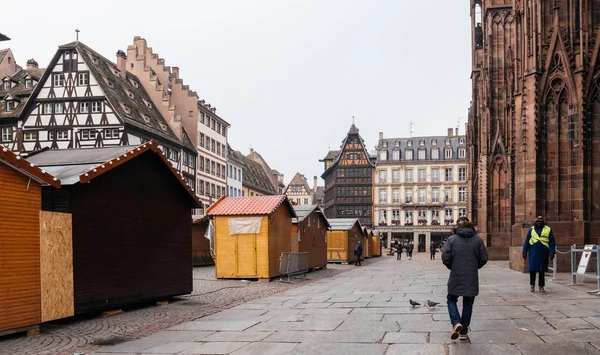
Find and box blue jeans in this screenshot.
[447,294,475,333]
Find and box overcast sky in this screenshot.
[3,0,472,186]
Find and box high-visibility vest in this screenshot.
[530,226,551,248]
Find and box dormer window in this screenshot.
[459,138,465,145]
[419,139,425,146]
[25,79,33,89]
[432,139,437,146]
[159,123,168,132]
[123,105,131,115]
[92,57,99,65]
[395,140,400,147]
[107,80,114,89]
[127,91,134,99]
[5,100,15,111]
[445,148,453,159]
[3,80,11,90]
[130,79,139,88]
[458,148,466,159]
[141,114,151,123]
[379,150,387,161]
[143,100,152,110]
[445,138,451,145]
[407,140,412,147]
[382,141,388,148]
[112,67,120,76]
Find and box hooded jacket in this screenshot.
[442,227,488,297]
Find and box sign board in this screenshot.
[576,245,596,275]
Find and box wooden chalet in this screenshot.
[370,230,382,257]
[362,227,372,258]
[0,147,70,336]
[14,41,197,190]
[326,218,367,264]
[28,140,200,314]
[192,217,214,266]
[291,205,331,270]
[207,195,296,280]
[320,124,375,228]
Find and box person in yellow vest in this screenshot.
[522,216,556,293]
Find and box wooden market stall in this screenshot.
[29,141,200,314]
[206,195,296,280]
[371,230,382,257]
[192,218,214,266]
[0,147,67,336]
[362,227,372,258]
[291,205,331,270]
[326,218,366,264]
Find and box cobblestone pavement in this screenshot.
[85,252,600,355]
[0,261,362,355]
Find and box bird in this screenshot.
[409,299,420,307]
[427,300,440,307]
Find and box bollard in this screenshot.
[568,244,577,286]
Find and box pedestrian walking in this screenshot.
[406,243,410,258]
[522,216,556,293]
[396,242,403,260]
[430,241,436,260]
[354,241,363,266]
[442,216,488,341]
[408,242,414,260]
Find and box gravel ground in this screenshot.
[0,259,381,355]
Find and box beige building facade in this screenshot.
[374,129,468,253]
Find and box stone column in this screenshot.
[413,231,418,251]
[425,231,431,253]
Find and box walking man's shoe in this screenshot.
[539,286,545,293]
[530,285,535,292]
[459,332,469,340]
[450,323,463,340]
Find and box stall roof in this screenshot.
[327,218,363,231]
[0,147,60,188]
[292,205,331,228]
[26,140,200,206]
[207,195,296,217]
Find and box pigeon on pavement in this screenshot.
[409,299,421,307]
[427,300,440,307]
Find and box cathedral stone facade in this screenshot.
[468,0,600,262]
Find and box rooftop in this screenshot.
[206,195,296,217]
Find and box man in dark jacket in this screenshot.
[394,241,403,260]
[354,241,363,266]
[442,217,488,341]
[522,216,556,293]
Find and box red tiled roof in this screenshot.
[206,195,296,217]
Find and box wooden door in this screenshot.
[236,234,257,277]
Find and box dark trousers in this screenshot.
[430,252,435,260]
[447,294,475,333]
[396,251,401,260]
[530,271,545,287]
[355,254,361,266]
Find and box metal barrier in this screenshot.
[279,252,310,282]
[566,244,600,295]
[548,245,572,281]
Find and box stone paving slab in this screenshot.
[288,342,388,355]
[516,343,600,355]
[263,330,385,343]
[386,344,446,355]
[230,342,298,355]
[200,331,275,342]
[382,331,428,343]
[179,341,249,354]
[448,343,520,355]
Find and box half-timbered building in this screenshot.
[284,172,314,206]
[14,41,197,189]
[320,124,375,227]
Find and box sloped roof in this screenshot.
[1,67,46,120]
[292,205,331,228]
[206,195,296,217]
[376,134,466,162]
[40,41,183,148]
[321,150,339,161]
[313,185,325,203]
[0,49,8,62]
[27,140,200,206]
[327,218,363,231]
[286,172,312,194]
[321,124,374,178]
[0,146,60,188]
[228,147,276,195]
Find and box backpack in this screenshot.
[354,243,362,253]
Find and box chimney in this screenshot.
[249,147,254,154]
[313,176,318,193]
[116,50,127,78]
[447,128,454,137]
[379,132,383,140]
[455,127,459,136]
[172,67,179,79]
[26,58,39,70]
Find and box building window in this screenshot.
[445,188,453,203]
[1,127,12,142]
[141,114,150,123]
[198,156,204,171]
[405,150,413,160]
[405,169,413,182]
[217,143,221,156]
[378,209,387,224]
[445,168,453,182]
[432,187,439,203]
[379,189,387,203]
[445,138,451,145]
[199,112,205,124]
[5,100,15,111]
[431,168,439,182]
[459,168,466,181]
[458,148,466,159]
[43,103,52,114]
[431,148,439,159]
[25,79,33,89]
[418,169,426,182]
[304,198,308,205]
[127,91,134,99]
[432,139,437,146]
[459,187,467,202]
[419,188,426,203]
[80,102,89,113]
[459,208,467,217]
[445,149,453,159]
[379,170,387,183]
[392,188,399,203]
[405,210,413,224]
[407,140,412,147]
[78,73,88,86]
[445,208,453,220]
[211,161,215,175]
[54,103,64,114]
[57,130,68,140]
[432,210,439,221]
[405,189,413,203]
[418,149,426,160]
[199,133,204,147]
[379,150,387,161]
[92,102,102,113]
[2,80,10,90]
[392,150,400,160]
[24,132,37,141]
[392,169,400,183]
[53,74,64,87]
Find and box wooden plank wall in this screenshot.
[348,224,364,262]
[371,236,381,257]
[0,163,41,332]
[267,205,292,278]
[296,212,328,269]
[40,211,74,322]
[192,221,213,266]
[290,224,299,253]
[50,153,193,314]
[327,230,348,262]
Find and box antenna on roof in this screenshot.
[352,116,355,125]
[408,122,414,137]
[75,28,80,41]
[457,117,462,134]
